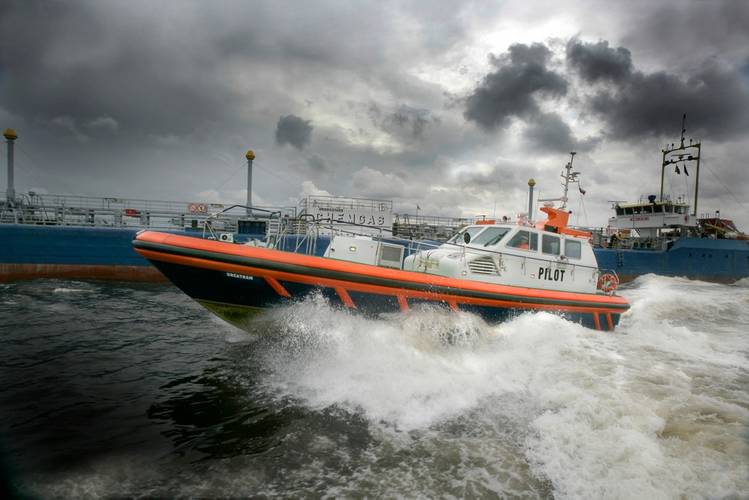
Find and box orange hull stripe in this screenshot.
[136,248,625,316]
[134,231,628,308]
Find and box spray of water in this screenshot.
[243,277,749,497]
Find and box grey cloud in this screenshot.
[352,167,408,199]
[0,1,247,138]
[522,113,600,153]
[464,43,568,131]
[369,103,439,142]
[387,105,436,140]
[275,115,313,150]
[306,154,328,172]
[87,117,119,133]
[504,43,554,66]
[456,159,535,193]
[588,62,749,141]
[621,0,749,67]
[566,39,632,83]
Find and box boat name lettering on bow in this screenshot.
[226,272,254,280]
[538,267,565,281]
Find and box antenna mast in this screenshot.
[560,151,578,209]
[538,152,582,209]
[659,114,701,216]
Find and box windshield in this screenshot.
[447,226,484,244]
[471,227,510,246]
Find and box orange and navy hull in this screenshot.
[133,231,630,331]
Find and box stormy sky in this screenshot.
[1,0,748,228]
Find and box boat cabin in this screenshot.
[609,196,696,238]
[401,206,601,294]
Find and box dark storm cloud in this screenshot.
[0,1,472,145]
[522,113,599,153]
[620,0,749,65]
[0,1,246,138]
[464,43,568,130]
[566,39,632,83]
[275,115,313,150]
[587,61,749,141]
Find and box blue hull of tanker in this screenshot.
[593,237,749,282]
[3,224,748,283]
[0,224,328,281]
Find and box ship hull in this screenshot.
[0,224,165,282]
[134,231,629,331]
[594,238,749,283]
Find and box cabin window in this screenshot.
[665,204,673,213]
[643,205,653,213]
[542,234,560,255]
[616,207,624,216]
[653,205,663,213]
[633,206,642,214]
[507,230,537,251]
[624,207,633,215]
[565,239,582,259]
[472,227,510,246]
[448,226,484,244]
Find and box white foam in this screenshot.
[53,287,91,293]
[250,277,749,497]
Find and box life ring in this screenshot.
[597,273,619,293]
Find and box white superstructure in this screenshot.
[402,216,600,294]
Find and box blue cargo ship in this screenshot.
[589,116,749,282]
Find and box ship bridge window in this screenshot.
[643,205,653,213]
[507,230,538,251]
[633,206,642,214]
[472,227,511,246]
[542,234,560,255]
[448,226,484,244]
[564,239,582,259]
[624,207,633,215]
[616,207,624,216]
[665,204,673,213]
[653,205,663,213]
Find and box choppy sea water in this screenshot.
[0,276,747,499]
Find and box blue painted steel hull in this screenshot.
[3,223,748,284]
[1,224,153,266]
[594,237,749,282]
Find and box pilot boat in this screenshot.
[133,174,629,331]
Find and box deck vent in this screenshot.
[468,256,498,275]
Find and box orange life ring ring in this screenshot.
[597,273,619,293]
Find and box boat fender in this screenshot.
[597,273,619,294]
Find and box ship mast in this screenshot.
[659,114,701,216]
[539,152,581,209]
